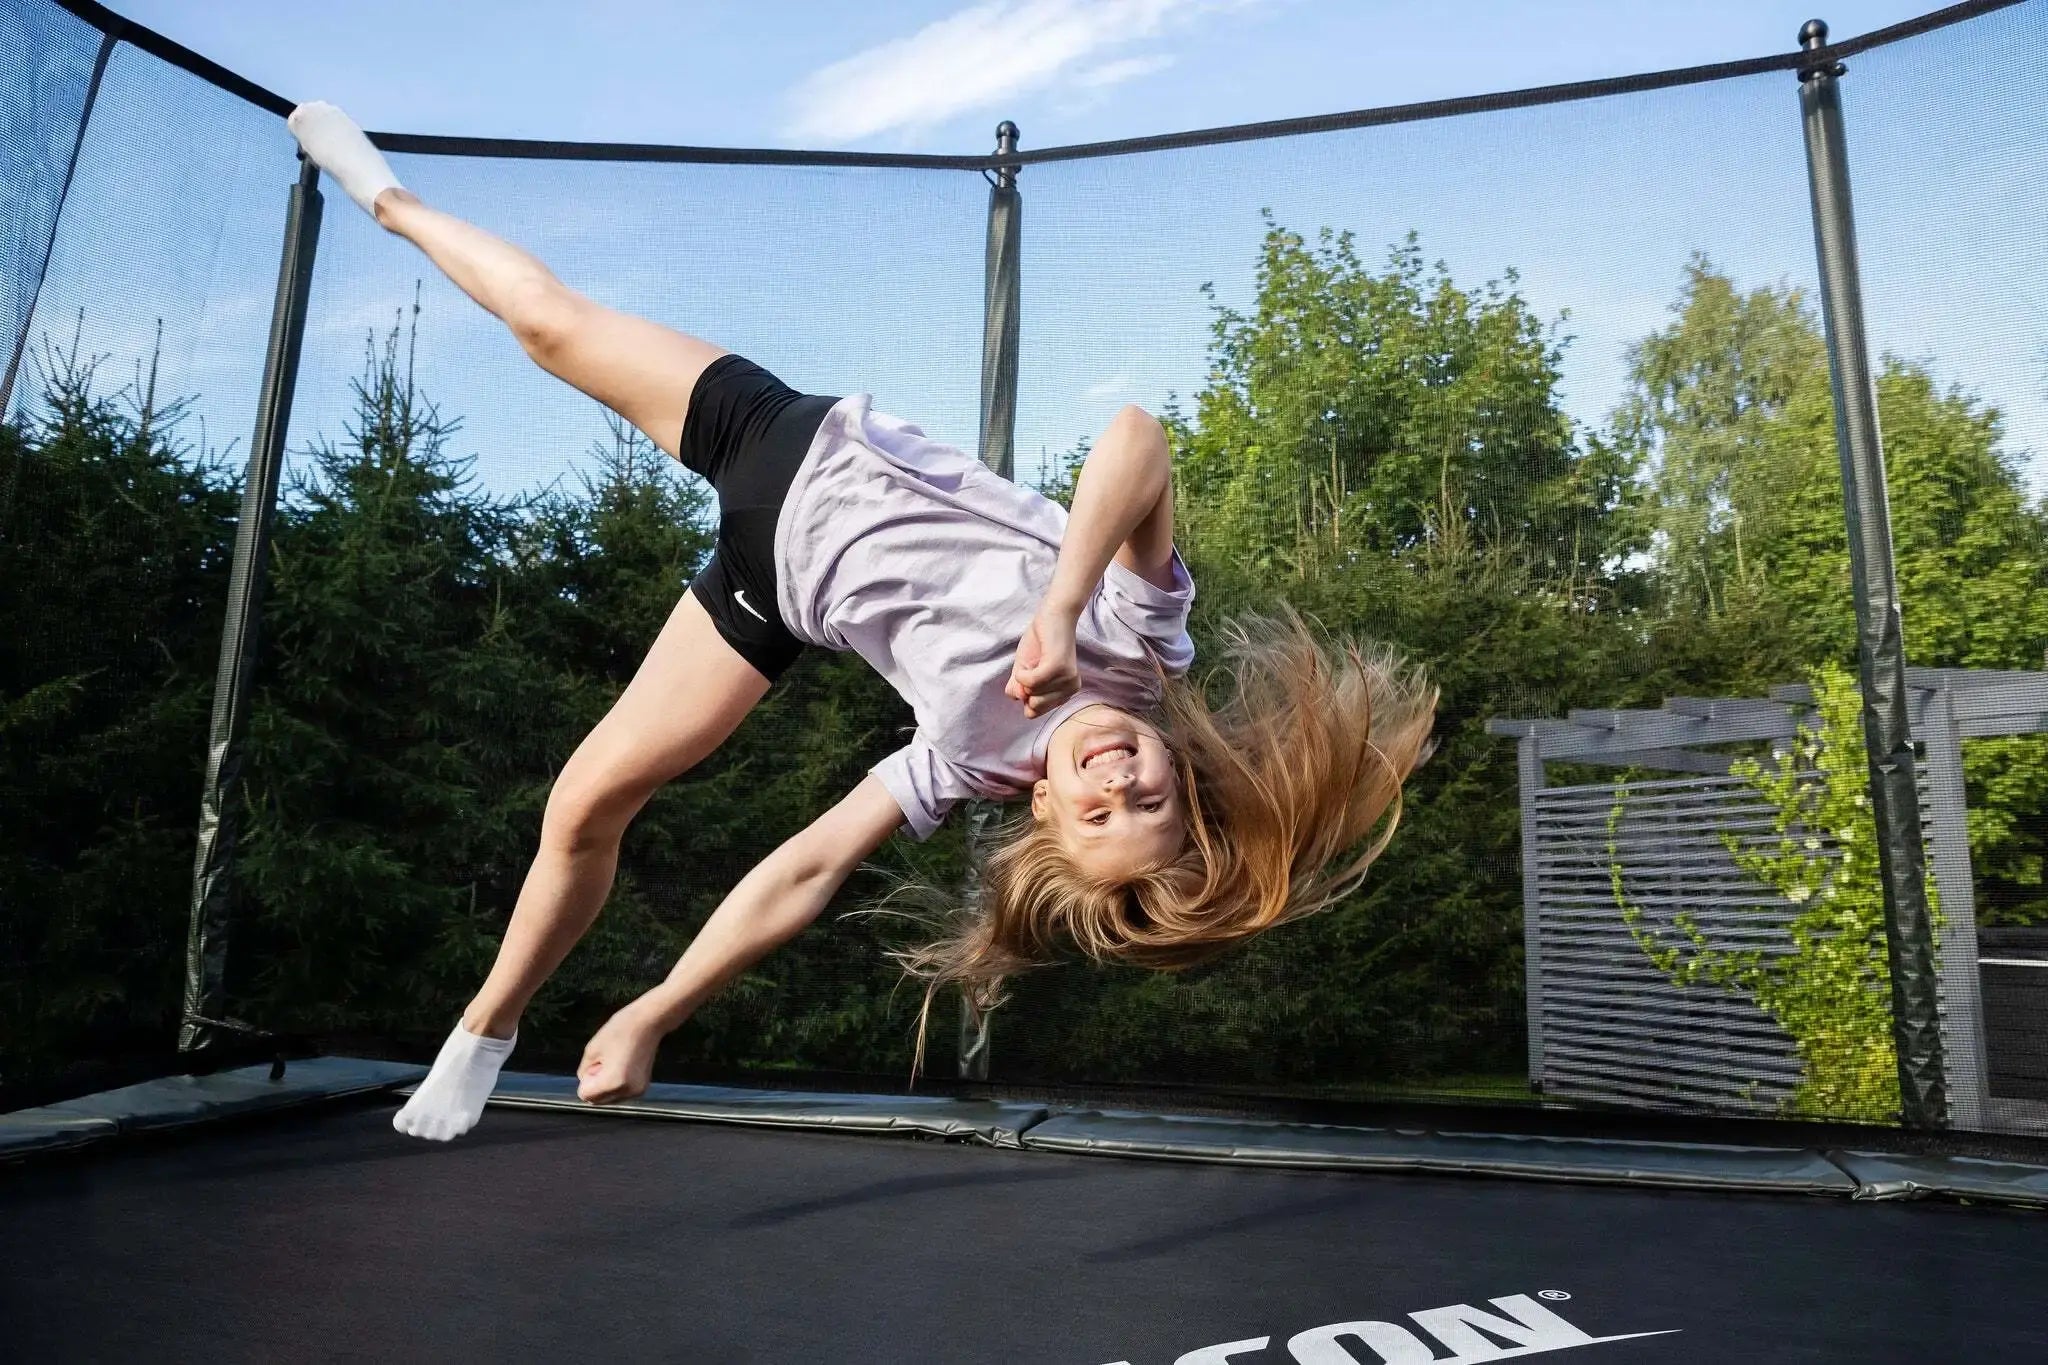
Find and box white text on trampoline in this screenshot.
[1095,1291,1680,1364]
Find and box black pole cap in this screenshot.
[1797,18,1843,80]
[992,121,1020,188]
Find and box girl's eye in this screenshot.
[1089,811,1110,824]
[1141,802,1161,813]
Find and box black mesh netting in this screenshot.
[1,0,101,418]
[5,0,2044,1134]
[988,63,1819,1106]
[1846,1,2048,1131]
[235,149,989,1079]
[2,18,298,1096]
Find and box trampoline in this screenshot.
[10,2,2048,1360]
[5,1061,2048,1363]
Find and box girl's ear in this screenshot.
[1030,780,1048,821]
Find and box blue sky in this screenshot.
[12,0,2046,504]
[110,0,1944,153]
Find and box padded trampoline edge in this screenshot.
[1021,1110,1864,1197]
[1832,1150,2048,1208]
[0,1056,426,1159]
[477,1072,1050,1148]
[14,1066,2048,1207]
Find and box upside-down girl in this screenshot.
[285,103,1438,1142]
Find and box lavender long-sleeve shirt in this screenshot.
[773,394,1195,840]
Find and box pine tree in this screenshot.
[0,321,238,1092]
[233,309,582,1037]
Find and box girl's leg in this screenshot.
[393,592,770,1140]
[289,101,722,458]
[464,592,768,1033]
[371,190,724,460]
[292,106,772,1137]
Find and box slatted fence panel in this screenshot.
[1529,769,1947,1116]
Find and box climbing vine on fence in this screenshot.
[1608,664,1938,1122]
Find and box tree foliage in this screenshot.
[5,227,2043,1109]
[1005,225,1648,1086]
[1611,260,2048,925]
[0,326,237,1084]
[1172,220,1635,583]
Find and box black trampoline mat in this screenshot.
[2,1103,2044,1364]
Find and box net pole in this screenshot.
[0,29,114,421]
[1795,19,1948,1127]
[957,120,1022,1082]
[955,800,995,1082]
[180,155,324,1054]
[977,119,1022,480]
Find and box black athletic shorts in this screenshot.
[679,355,837,682]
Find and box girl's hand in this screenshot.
[1007,607,1080,718]
[576,1002,663,1104]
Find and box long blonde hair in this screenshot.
[881,609,1438,1071]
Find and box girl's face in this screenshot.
[1033,704,1185,879]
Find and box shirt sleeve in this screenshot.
[871,733,978,841]
[1100,546,1196,676]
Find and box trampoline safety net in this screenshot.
[3,0,2046,1140]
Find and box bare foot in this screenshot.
[577,1004,664,1104]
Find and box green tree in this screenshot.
[1612,259,2048,925]
[0,326,238,1090]
[1172,219,1638,584]
[1611,257,1830,617]
[233,308,932,1072]
[233,315,592,1035]
[1011,224,1653,1087]
[992,522,1634,1088]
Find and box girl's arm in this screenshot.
[632,775,908,1032]
[1008,405,1174,717]
[1047,404,1176,610]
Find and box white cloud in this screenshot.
[783,0,1239,144]
[1070,54,1178,91]
[1082,372,1135,401]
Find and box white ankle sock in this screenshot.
[286,101,402,217]
[392,1021,516,1141]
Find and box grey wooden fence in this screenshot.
[1529,768,1940,1117]
[1491,668,2048,1132]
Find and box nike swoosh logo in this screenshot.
[734,589,767,623]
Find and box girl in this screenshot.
[285,104,1438,1143]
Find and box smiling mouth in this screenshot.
[1080,740,1137,771]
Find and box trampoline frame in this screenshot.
[7,0,2048,1197]
[6,1059,2048,1210]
